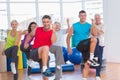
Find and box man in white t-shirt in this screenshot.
[91,14,105,47]
[91,14,105,80]
[53,20,70,47]
[50,20,70,80]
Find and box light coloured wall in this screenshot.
[103,0,120,63]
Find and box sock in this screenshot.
[27,59,34,68]
[82,78,87,80]
[43,66,47,72]
[11,63,16,74]
[90,53,94,60]
[96,76,101,80]
[56,65,61,70]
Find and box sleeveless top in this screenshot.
[32,27,53,49]
[5,30,18,50]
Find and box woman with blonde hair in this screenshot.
[2,20,21,80]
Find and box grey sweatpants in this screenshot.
[49,45,65,79]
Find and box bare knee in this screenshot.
[90,37,97,43]
[84,63,90,70]
[42,46,49,53]
[38,46,49,58]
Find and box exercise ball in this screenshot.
[7,58,12,71]
[62,47,68,62]
[68,48,82,64]
[22,52,27,68]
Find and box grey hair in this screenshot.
[54,21,61,27]
[94,13,101,18]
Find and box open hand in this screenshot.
[68,48,72,54]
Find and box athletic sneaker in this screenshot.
[88,58,99,67]
[96,76,101,80]
[56,65,61,70]
[42,69,54,77]
[82,78,87,80]
[11,63,16,74]
[27,60,35,68]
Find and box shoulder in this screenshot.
[73,22,79,26]
[85,22,91,26]
[17,30,22,35]
[72,22,80,29]
[36,26,43,30]
[85,22,92,29]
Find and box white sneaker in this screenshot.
[82,78,87,80]
[96,76,101,80]
[11,63,16,74]
[28,76,32,80]
[27,60,34,68]
[87,58,99,67]
[56,65,61,70]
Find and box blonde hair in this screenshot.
[11,20,18,25]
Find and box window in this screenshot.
[0,3,7,29]
[10,2,36,30]
[85,0,103,22]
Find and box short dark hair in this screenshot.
[42,15,51,20]
[79,10,86,15]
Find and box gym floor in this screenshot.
[0,62,119,80]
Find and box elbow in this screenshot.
[51,38,57,44]
[66,35,70,42]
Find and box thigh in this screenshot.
[49,45,57,53]
[76,38,90,52]
[76,38,91,63]
[20,44,32,52]
[30,48,39,62]
[4,46,14,58]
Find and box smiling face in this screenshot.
[11,20,18,30]
[54,22,61,32]
[42,15,52,31]
[79,12,87,23]
[30,23,36,31]
[78,10,87,24]
[95,14,101,25]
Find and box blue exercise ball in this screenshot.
[62,47,68,62]
[7,58,12,71]
[68,48,82,64]
[22,52,27,68]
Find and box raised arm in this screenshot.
[21,30,28,35]
[66,27,73,54]
[66,18,71,33]
[14,31,22,45]
[97,25,105,36]
[91,19,97,37]
[24,28,36,49]
[51,24,57,44]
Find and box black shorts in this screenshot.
[29,48,50,67]
[76,38,91,63]
[30,48,40,62]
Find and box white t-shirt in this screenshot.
[53,29,67,47]
[96,24,105,46]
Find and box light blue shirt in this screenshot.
[72,22,91,46]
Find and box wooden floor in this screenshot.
[0,62,120,80]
